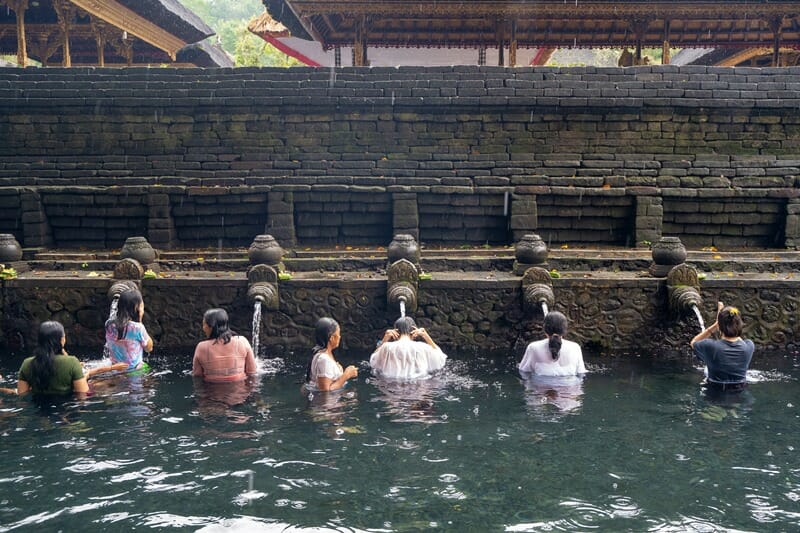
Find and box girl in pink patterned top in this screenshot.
[193,308,257,383]
[105,289,153,371]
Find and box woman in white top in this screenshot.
[305,317,358,391]
[519,311,586,377]
[370,317,447,380]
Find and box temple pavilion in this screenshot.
[257,0,800,67]
[0,0,233,67]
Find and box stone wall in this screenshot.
[1,66,799,249]
[1,276,797,356]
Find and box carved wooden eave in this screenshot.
[0,0,220,66]
[267,0,800,50]
[70,0,186,60]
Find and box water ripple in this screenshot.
[558,499,614,529]
[63,458,143,474]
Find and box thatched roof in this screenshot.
[248,11,291,38]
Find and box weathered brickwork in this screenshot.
[2,277,796,355]
[1,66,799,248]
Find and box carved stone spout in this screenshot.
[666,263,703,316]
[521,266,555,315]
[107,280,138,301]
[247,264,280,311]
[387,258,418,314]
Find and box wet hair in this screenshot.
[28,321,65,391]
[543,311,569,360]
[306,317,340,382]
[394,316,417,336]
[718,306,743,338]
[203,308,234,344]
[113,288,143,341]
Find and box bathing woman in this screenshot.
[305,317,357,391]
[690,302,754,391]
[518,311,586,376]
[369,317,447,380]
[105,288,153,371]
[192,308,257,382]
[17,321,89,396]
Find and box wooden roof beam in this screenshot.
[69,0,186,60]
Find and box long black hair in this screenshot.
[203,308,234,344]
[28,321,65,391]
[113,289,143,340]
[543,311,569,360]
[305,317,340,382]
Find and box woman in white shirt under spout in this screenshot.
[370,317,447,380]
[519,311,586,377]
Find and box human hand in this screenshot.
[344,365,358,379]
[412,328,430,341]
[383,329,399,342]
[717,301,724,313]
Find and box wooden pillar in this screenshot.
[495,18,504,66]
[53,0,74,67]
[769,17,784,67]
[353,16,367,66]
[122,37,134,66]
[628,18,651,65]
[90,18,107,67]
[10,0,29,67]
[509,20,517,67]
[662,19,670,65]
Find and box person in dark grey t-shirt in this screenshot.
[690,302,754,390]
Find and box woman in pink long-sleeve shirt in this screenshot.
[192,309,257,382]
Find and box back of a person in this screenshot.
[371,337,446,380]
[105,320,146,369]
[520,339,584,377]
[697,338,754,384]
[19,355,82,395]
[195,336,251,383]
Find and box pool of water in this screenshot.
[0,350,798,531]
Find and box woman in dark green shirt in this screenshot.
[17,321,89,396]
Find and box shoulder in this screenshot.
[525,339,548,351]
[234,335,253,348]
[19,356,34,371]
[694,338,716,349]
[195,339,212,350]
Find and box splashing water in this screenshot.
[540,301,549,316]
[399,299,406,318]
[251,301,262,358]
[691,304,705,332]
[102,297,119,359]
[108,297,119,322]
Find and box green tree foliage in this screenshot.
[180,0,301,67]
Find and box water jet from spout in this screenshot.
[399,296,406,318]
[102,296,120,359]
[540,301,549,316]
[691,304,705,333]
[108,295,119,322]
[252,301,263,358]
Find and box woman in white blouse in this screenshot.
[519,311,586,377]
[305,317,358,391]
